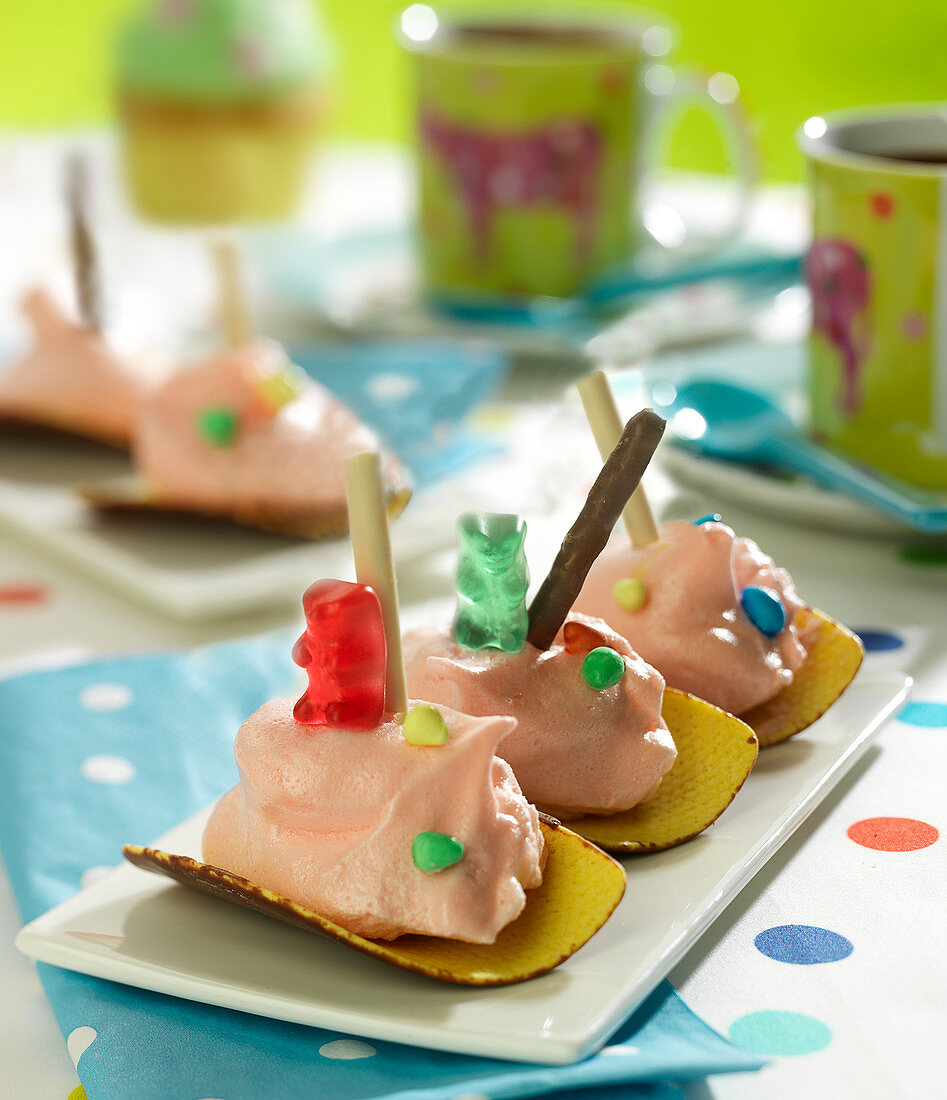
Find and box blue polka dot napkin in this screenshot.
[0,633,765,1099]
[292,339,508,487]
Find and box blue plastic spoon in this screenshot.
[650,378,947,533]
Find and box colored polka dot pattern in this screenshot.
[898,701,947,727]
[901,311,927,341]
[66,1026,97,1068]
[724,665,942,1058]
[730,1010,832,1056]
[854,629,904,652]
[0,583,48,606]
[869,191,895,218]
[847,816,939,852]
[754,925,853,965]
[79,683,133,712]
[318,1040,377,1060]
[79,754,136,786]
[367,373,420,402]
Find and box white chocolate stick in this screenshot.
[578,370,659,548]
[212,237,250,349]
[345,451,408,716]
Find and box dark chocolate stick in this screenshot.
[66,153,101,330]
[526,408,665,651]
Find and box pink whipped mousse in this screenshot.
[403,613,676,820]
[135,340,401,516]
[574,519,809,715]
[0,289,153,445]
[202,697,545,943]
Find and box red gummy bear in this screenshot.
[292,579,387,729]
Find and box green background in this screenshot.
[2,0,947,180]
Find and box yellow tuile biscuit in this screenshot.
[80,474,412,542]
[568,688,758,853]
[741,608,864,748]
[123,816,625,986]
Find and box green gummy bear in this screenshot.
[452,512,529,653]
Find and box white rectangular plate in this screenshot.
[0,434,451,622]
[17,670,909,1065]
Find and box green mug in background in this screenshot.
[801,107,947,488]
[399,4,754,301]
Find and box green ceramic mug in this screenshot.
[801,106,947,488]
[399,4,754,301]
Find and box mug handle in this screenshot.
[641,65,757,255]
[585,67,758,304]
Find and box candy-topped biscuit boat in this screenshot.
[124,452,625,985]
[0,157,161,448]
[404,410,760,854]
[83,243,410,539]
[571,372,864,747]
[0,289,156,449]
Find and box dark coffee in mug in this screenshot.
[877,150,947,165]
[448,24,617,47]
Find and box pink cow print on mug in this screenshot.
[807,238,872,414]
[421,111,604,267]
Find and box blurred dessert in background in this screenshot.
[0,288,161,448]
[83,337,410,539]
[80,239,410,538]
[0,155,165,447]
[131,338,409,536]
[115,0,332,223]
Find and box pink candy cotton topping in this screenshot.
[404,613,676,819]
[135,340,395,514]
[0,289,154,444]
[202,698,544,943]
[574,519,809,714]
